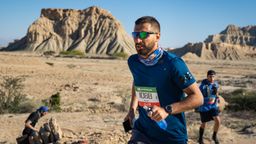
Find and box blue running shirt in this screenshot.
[197,79,219,112]
[128,51,196,143]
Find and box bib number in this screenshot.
[135,86,160,107]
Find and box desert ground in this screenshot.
[0,52,255,144]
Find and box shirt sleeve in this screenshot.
[26,112,38,123]
[170,57,196,90]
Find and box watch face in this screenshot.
[165,105,172,113]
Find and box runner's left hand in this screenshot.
[149,105,169,121]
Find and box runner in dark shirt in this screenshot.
[124,16,203,144]
[22,106,48,144]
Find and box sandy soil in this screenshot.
[0,52,255,144]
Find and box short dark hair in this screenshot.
[207,70,216,76]
[135,16,160,33]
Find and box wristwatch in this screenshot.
[165,104,172,114]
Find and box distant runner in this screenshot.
[124,16,203,144]
[196,70,221,144]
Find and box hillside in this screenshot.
[169,25,256,60]
[2,7,136,56]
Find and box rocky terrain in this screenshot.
[169,25,256,60]
[2,7,136,56]
[0,52,255,144]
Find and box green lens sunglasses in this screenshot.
[132,31,158,39]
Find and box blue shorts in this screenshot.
[199,108,219,123]
[128,129,187,144]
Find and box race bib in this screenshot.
[135,86,160,107]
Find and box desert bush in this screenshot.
[0,76,27,114]
[50,92,61,112]
[222,89,256,111]
[111,52,129,59]
[43,92,61,112]
[60,50,84,57]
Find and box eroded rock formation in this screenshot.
[169,25,256,60]
[3,7,136,56]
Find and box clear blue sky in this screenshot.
[0,0,255,48]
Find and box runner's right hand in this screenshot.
[124,109,135,124]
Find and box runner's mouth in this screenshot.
[135,43,144,50]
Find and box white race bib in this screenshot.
[135,86,160,107]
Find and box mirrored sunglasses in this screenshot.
[132,31,158,39]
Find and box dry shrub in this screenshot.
[222,89,256,111]
[60,50,85,57]
[0,76,33,113]
[111,52,129,59]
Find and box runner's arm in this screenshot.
[124,84,138,121]
[169,82,203,114]
[25,120,39,132]
[129,84,138,112]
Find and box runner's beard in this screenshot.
[135,42,155,57]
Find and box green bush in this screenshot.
[112,52,129,59]
[222,89,256,111]
[49,92,61,112]
[0,76,27,114]
[60,50,84,57]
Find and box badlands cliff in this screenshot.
[3,6,136,56]
[169,25,256,60]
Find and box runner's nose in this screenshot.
[134,37,143,43]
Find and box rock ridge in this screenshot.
[169,25,256,60]
[3,6,136,56]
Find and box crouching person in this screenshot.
[22,106,49,144]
